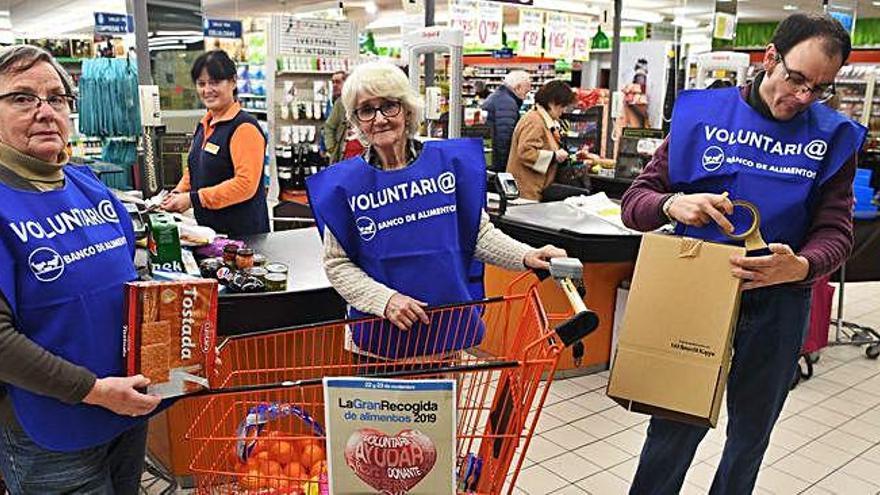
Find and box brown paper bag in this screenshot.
[607,232,745,427]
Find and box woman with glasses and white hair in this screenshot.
[0,45,159,494]
[307,62,566,360]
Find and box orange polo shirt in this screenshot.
[174,102,266,210]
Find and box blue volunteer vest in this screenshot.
[0,166,147,451]
[306,139,487,358]
[669,87,866,249]
[188,110,270,237]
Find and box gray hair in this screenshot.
[341,62,423,139]
[0,45,75,95]
[504,70,531,88]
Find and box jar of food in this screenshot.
[236,247,255,270]
[265,262,289,275]
[253,254,267,267]
[222,244,239,265]
[264,273,287,292]
[246,266,269,282]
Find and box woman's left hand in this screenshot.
[729,243,810,290]
[523,244,568,270]
[161,192,192,213]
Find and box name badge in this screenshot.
[204,143,220,155]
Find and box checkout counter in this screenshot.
[148,198,643,483]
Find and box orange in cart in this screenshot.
[300,443,325,468]
[283,461,309,481]
[309,460,327,476]
[269,440,297,465]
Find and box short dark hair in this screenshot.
[190,50,237,95]
[771,13,852,64]
[534,80,574,108]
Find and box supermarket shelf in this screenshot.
[243,108,268,114]
[276,70,336,75]
[239,93,267,98]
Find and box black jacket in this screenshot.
[482,85,523,172]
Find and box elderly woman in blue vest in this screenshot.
[307,62,566,360]
[162,50,269,237]
[0,45,161,494]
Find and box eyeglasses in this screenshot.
[354,99,402,122]
[776,54,836,102]
[0,92,75,112]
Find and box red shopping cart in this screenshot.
[179,267,597,494]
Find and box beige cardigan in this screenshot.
[505,106,561,201]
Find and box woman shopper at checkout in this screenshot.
[162,49,270,237]
[506,80,575,201]
[0,45,160,494]
[306,62,567,361]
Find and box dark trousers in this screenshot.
[0,421,148,495]
[630,285,812,495]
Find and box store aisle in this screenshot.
[510,282,880,495]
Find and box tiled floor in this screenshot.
[512,281,880,495]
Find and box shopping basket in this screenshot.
[180,268,597,494]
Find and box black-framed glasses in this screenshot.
[776,54,836,102]
[0,92,75,112]
[354,99,402,122]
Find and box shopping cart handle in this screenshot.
[555,309,600,347]
[531,268,551,281]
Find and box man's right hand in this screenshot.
[82,375,161,417]
[667,193,735,233]
[384,293,430,331]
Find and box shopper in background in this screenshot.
[307,62,565,359]
[162,49,269,237]
[482,70,530,172]
[0,45,160,494]
[324,70,362,164]
[622,14,865,495]
[506,79,575,201]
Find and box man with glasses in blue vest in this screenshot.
[622,13,866,495]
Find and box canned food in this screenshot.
[264,273,287,292]
[265,262,289,275]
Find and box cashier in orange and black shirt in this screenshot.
[161,50,269,237]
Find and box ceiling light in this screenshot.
[365,1,378,15]
[783,4,798,10]
[873,1,880,5]
[532,0,602,16]
[621,8,665,24]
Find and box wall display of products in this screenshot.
[237,63,268,116]
[836,65,880,154]
[277,55,352,73]
[275,144,328,191]
[267,14,358,196]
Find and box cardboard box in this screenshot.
[123,279,218,398]
[606,233,745,427]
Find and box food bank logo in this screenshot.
[356,216,377,241]
[702,146,725,172]
[28,247,64,282]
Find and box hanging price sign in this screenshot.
[518,8,543,57]
[570,16,593,61]
[476,1,503,49]
[544,12,570,59]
